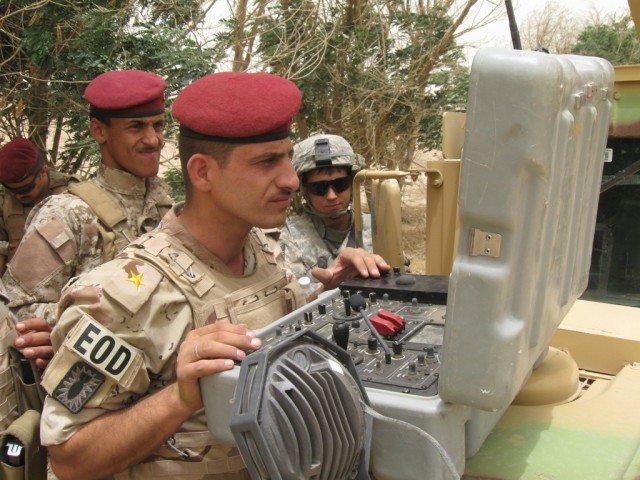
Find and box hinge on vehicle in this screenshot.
[469,228,502,258]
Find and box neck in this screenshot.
[179,202,250,274]
[323,211,351,231]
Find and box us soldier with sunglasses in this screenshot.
[279,134,374,290]
[0,138,78,275]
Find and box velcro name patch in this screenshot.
[69,317,135,383]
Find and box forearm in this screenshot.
[49,382,194,480]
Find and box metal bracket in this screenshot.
[469,228,502,258]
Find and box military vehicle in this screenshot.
[200,5,640,479]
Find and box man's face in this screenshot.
[206,138,299,230]
[3,165,48,205]
[303,167,352,215]
[90,114,165,178]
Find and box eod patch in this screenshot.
[53,361,105,413]
[42,315,142,414]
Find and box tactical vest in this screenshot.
[0,303,46,480]
[130,228,306,330]
[2,171,74,258]
[67,182,172,262]
[113,230,305,478]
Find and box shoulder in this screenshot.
[27,193,96,229]
[281,213,317,240]
[60,254,166,319]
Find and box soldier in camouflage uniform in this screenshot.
[2,71,172,359]
[0,138,78,276]
[39,72,389,479]
[279,134,374,290]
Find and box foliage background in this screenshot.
[1,0,638,201]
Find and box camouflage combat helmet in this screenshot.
[292,134,365,178]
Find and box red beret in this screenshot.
[0,138,41,184]
[85,70,166,118]
[172,72,302,143]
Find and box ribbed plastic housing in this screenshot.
[230,331,369,480]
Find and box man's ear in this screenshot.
[187,153,214,192]
[89,118,108,144]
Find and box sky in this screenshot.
[460,0,632,60]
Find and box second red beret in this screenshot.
[85,70,166,118]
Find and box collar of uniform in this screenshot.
[166,204,257,276]
[98,163,148,195]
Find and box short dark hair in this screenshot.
[178,135,236,198]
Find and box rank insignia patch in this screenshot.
[53,361,106,413]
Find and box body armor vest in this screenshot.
[3,171,72,257]
[68,181,172,262]
[130,229,305,330]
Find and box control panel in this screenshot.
[255,271,449,398]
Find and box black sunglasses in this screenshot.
[305,176,352,196]
[2,157,44,195]
[2,174,40,195]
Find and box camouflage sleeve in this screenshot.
[278,218,317,281]
[2,194,106,323]
[40,256,192,446]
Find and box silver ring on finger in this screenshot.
[194,344,202,360]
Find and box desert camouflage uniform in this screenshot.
[39,204,304,479]
[0,170,76,261]
[279,208,373,289]
[2,164,171,324]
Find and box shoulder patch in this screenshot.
[102,258,163,315]
[52,361,105,413]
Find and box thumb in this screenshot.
[311,267,334,286]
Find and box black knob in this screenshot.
[332,321,350,350]
[344,300,352,317]
[393,266,401,275]
[369,292,377,305]
[393,341,403,356]
[318,303,327,315]
[367,336,378,352]
[303,311,313,325]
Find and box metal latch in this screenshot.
[469,228,502,258]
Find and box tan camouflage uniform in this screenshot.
[279,209,373,289]
[2,164,171,324]
[0,170,75,262]
[39,204,304,479]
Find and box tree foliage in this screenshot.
[225,0,480,169]
[1,0,499,187]
[571,16,640,65]
[0,0,222,176]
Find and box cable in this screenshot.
[362,403,461,480]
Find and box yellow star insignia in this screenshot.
[126,272,144,289]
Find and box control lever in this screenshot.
[349,294,392,364]
[332,320,350,350]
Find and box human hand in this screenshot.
[311,247,390,292]
[14,317,53,369]
[176,322,262,412]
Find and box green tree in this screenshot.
[0,0,222,178]
[223,0,484,170]
[572,16,640,65]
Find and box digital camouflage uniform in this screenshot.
[0,170,76,263]
[280,133,372,290]
[279,209,373,289]
[39,204,305,479]
[2,164,172,324]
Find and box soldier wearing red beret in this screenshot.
[0,138,77,274]
[40,71,389,479]
[2,70,173,370]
